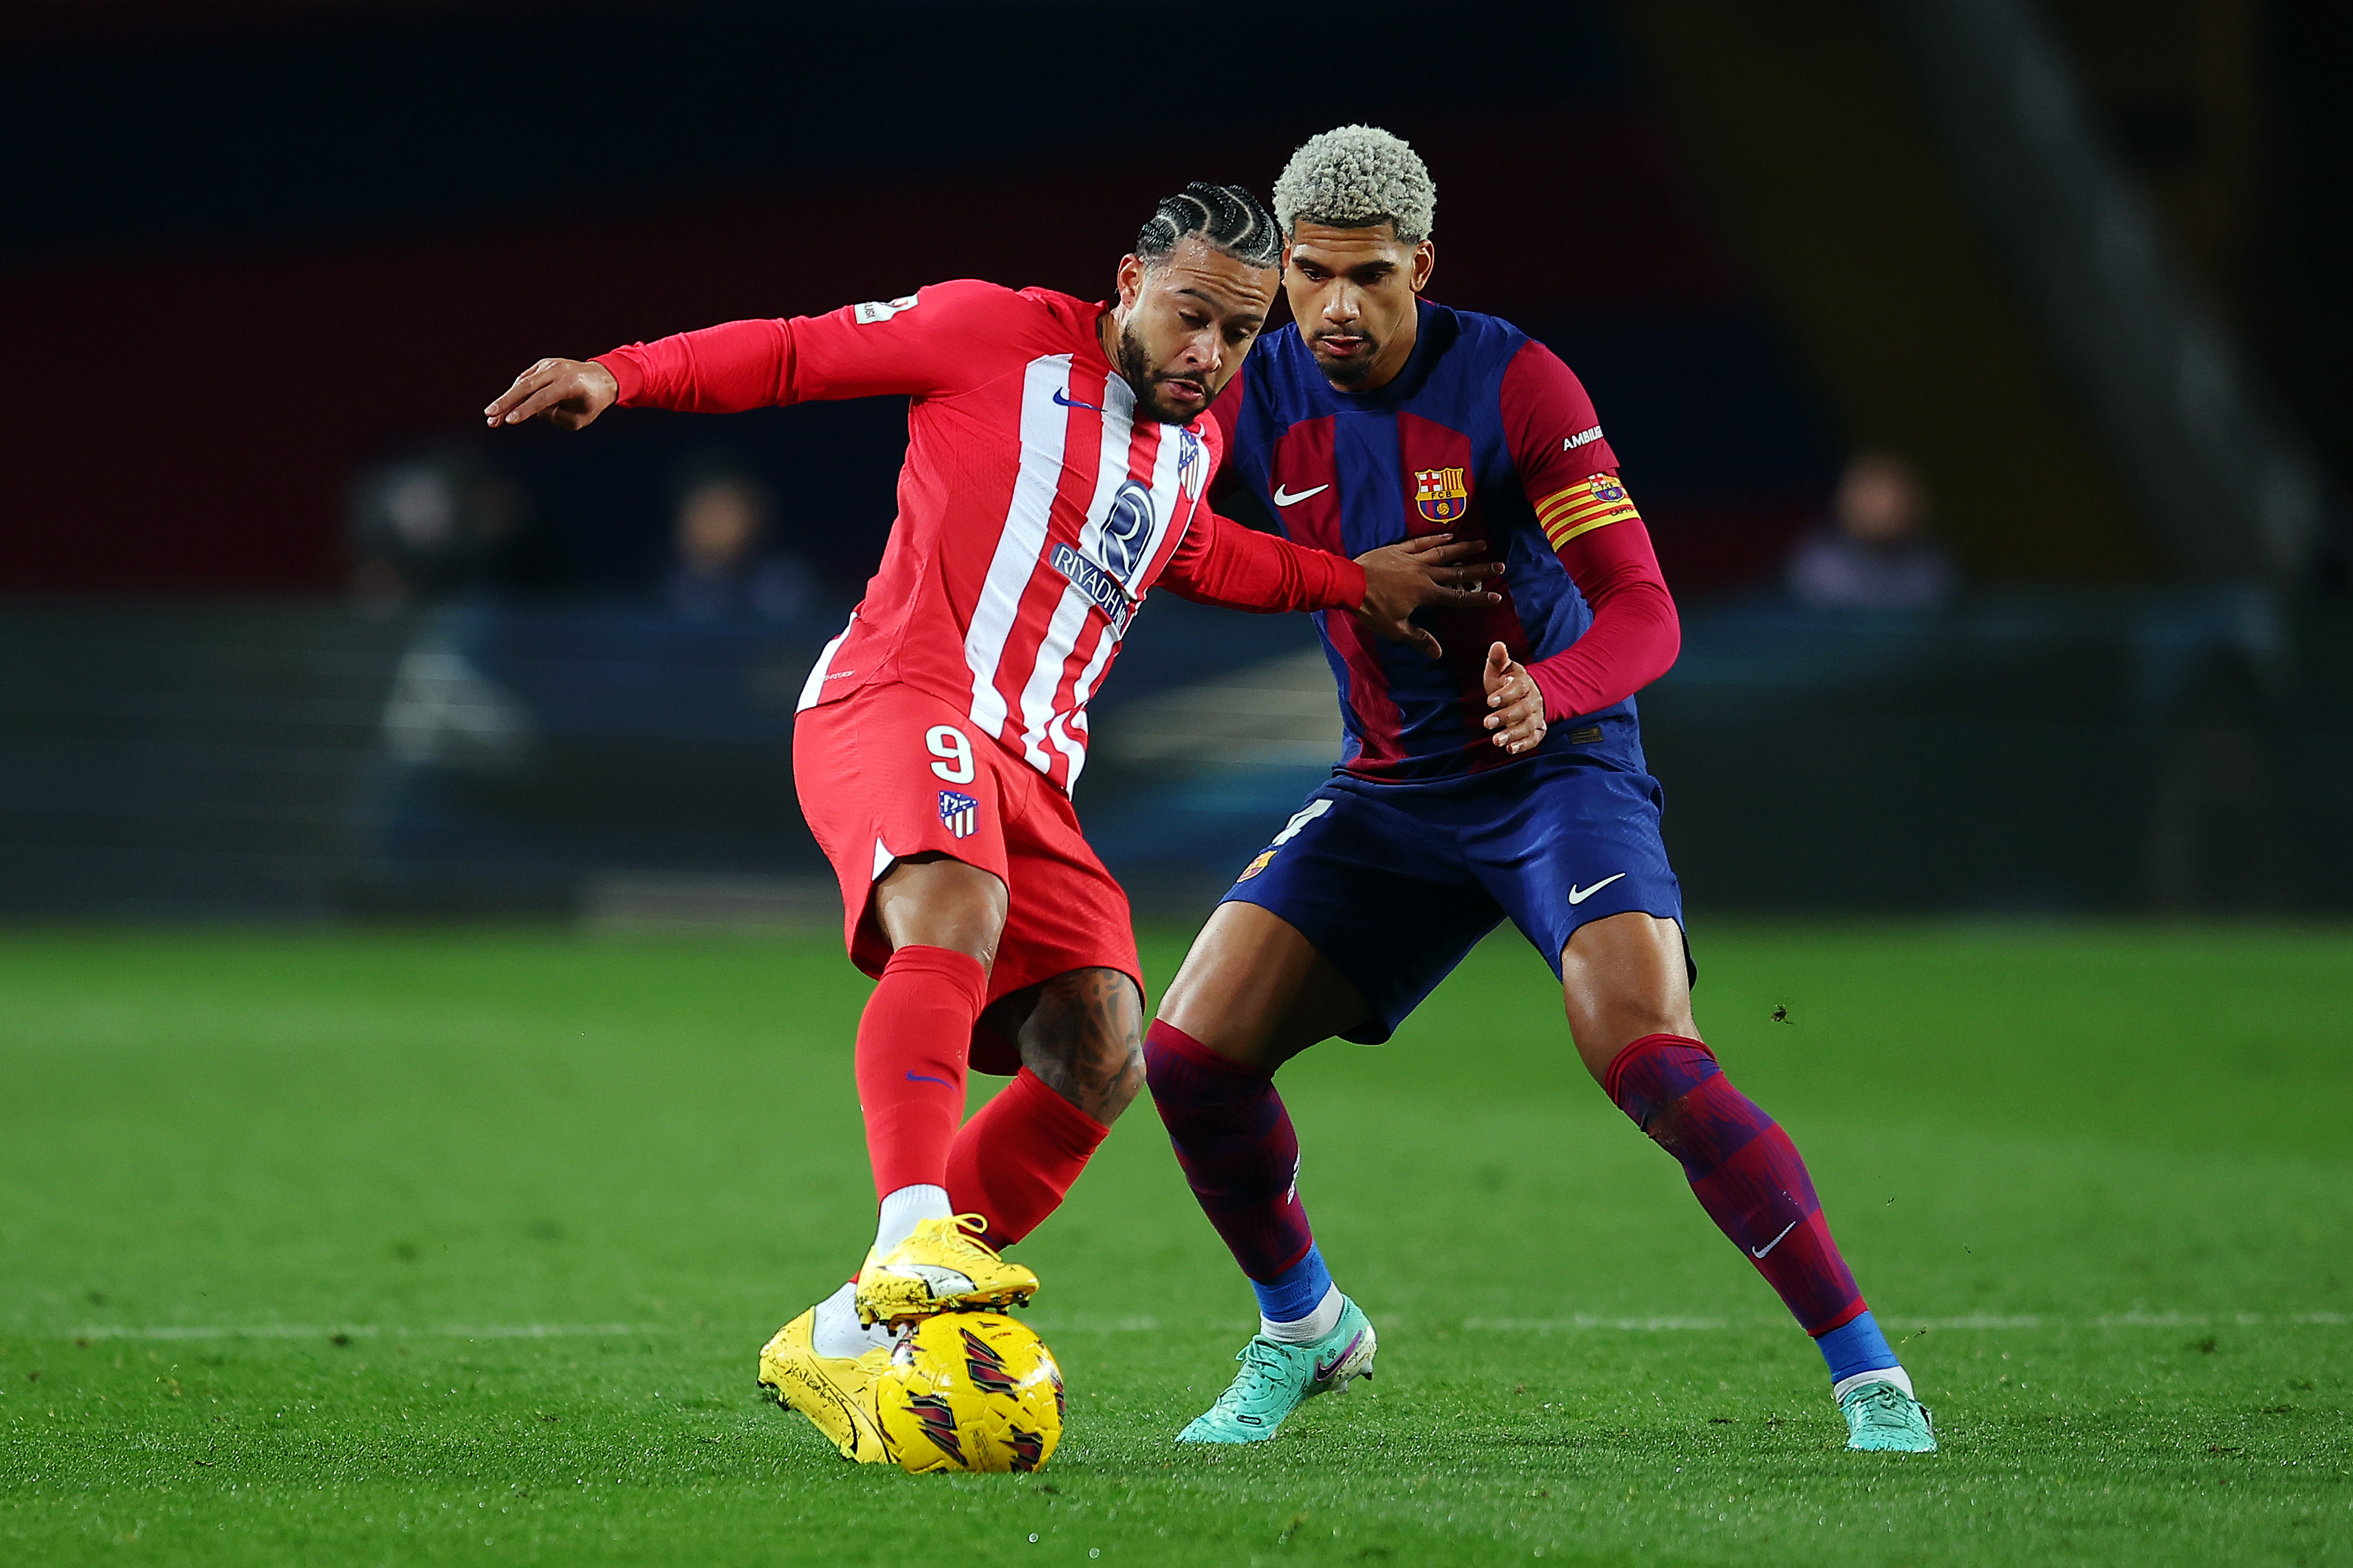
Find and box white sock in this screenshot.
[1832,1365,1916,1402]
[1260,1284,1344,1345]
[810,1281,893,1360]
[874,1184,952,1253]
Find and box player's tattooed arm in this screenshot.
[483,357,620,431]
[1483,641,1547,754]
[1352,534,1504,659]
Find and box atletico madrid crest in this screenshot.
[1414,466,1470,523]
[938,791,979,840]
[1175,428,1205,499]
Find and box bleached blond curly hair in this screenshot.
[1271,124,1436,244]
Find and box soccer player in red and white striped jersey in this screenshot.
[485,183,1498,1460]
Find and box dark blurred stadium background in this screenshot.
[4,0,2350,923]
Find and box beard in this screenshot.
[1306,327,1382,387]
[1114,320,1210,425]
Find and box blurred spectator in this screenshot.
[664,460,816,620]
[1786,452,1958,611]
[349,443,567,612]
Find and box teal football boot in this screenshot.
[1175,1296,1377,1444]
[1840,1379,1937,1452]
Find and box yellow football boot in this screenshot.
[757,1307,890,1463]
[854,1214,1039,1326]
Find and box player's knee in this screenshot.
[1022,968,1143,1123]
[1564,1002,1695,1084]
[1143,1017,1264,1108]
[1608,1039,1796,1200]
[1067,1005,1143,1104]
[1092,1037,1146,1123]
[1053,1034,1142,1125]
[1623,1000,1698,1044]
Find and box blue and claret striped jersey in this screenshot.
[1212,300,1634,782]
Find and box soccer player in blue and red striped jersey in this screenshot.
[1145,127,1935,1453]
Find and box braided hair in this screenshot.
[1135,181,1282,270]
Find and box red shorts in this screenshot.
[794,681,1142,1061]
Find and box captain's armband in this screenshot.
[1535,472,1641,551]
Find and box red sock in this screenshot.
[1142,1020,1315,1281]
[854,945,989,1200]
[945,1067,1108,1246]
[1606,1033,1866,1336]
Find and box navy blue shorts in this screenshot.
[1220,745,1687,1044]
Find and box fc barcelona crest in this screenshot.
[1414,466,1470,523]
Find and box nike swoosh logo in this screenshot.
[905,1071,954,1087]
[1566,872,1627,905]
[1053,388,1104,412]
[1750,1219,1799,1259]
[1313,1329,1366,1382]
[888,1263,978,1294]
[1273,483,1328,507]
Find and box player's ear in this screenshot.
[1411,239,1436,294]
[1115,253,1147,311]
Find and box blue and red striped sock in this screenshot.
[1143,1020,1331,1329]
[1606,1033,1901,1387]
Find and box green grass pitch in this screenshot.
[2,922,2347,1565]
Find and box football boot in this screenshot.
[756,1307,890,1463]
[1174,1296,1377,1445]
[855,1214,1039,1327]
[1840,1379,1938,1452]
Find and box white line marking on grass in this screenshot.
[62,1323,657,1342]
[1907,1314,2045,1329]
[1461,1312,2351,1333]
[1463,1316,1731,1333]
[36,1311,2345,1343]
[1022,1316,1162,1334]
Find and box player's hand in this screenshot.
[1350,534,1504,660]
[483,357,619,431]
[1482,641,1546,754]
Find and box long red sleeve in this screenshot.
[597,318,797,412]
[594,280,1044,412]
[1157,510,1366,615]
[1492,340,1680,720]
[1526,513,1681,721]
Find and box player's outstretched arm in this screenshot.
[483,358,619,431]
[1350,534,1504,659]
[487,284,1036,433]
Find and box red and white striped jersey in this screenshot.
[598,279,1360,793]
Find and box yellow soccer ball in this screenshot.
[875,1312,1064,1474]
